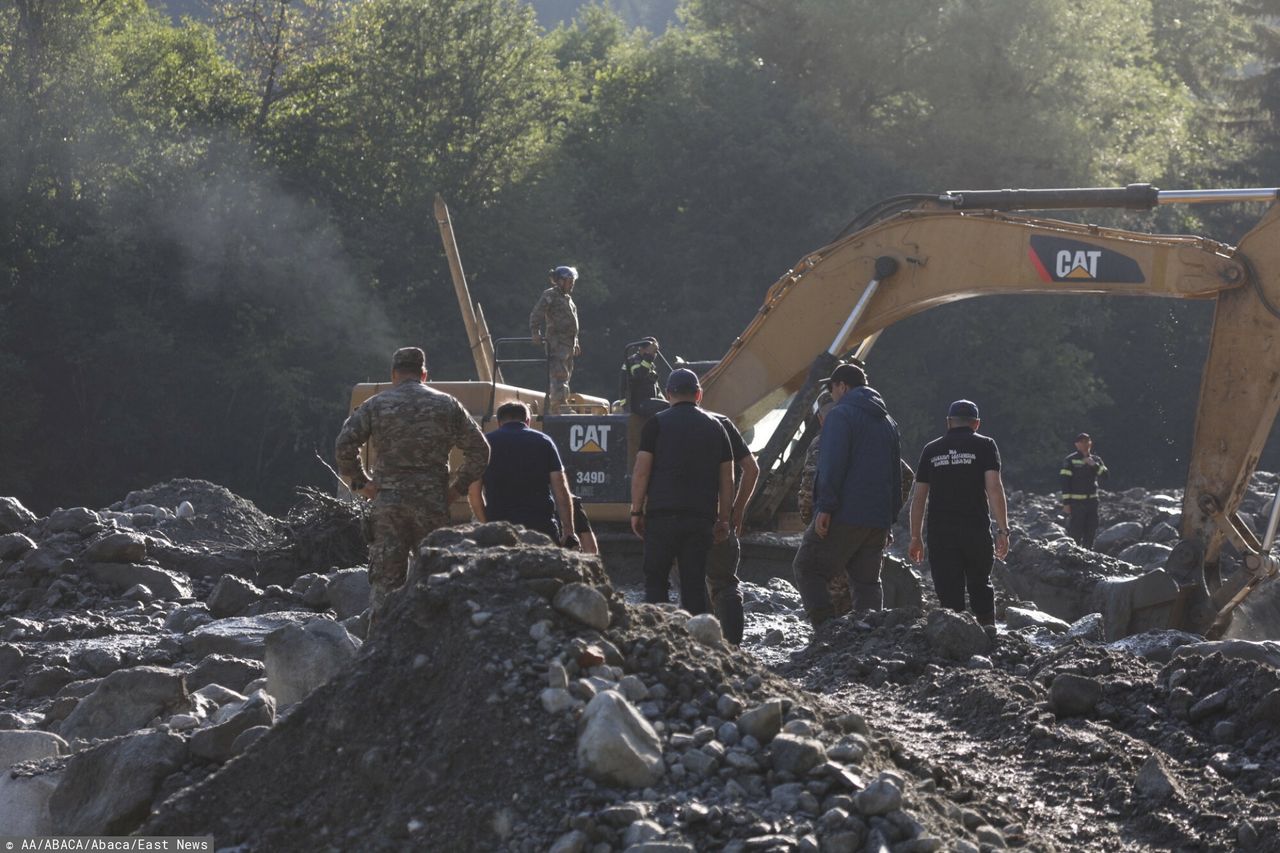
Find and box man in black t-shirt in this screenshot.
[630,369,734,614]
[908,399,1010,630]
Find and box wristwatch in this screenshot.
[996,528,1010,536]
[630,510,643,517]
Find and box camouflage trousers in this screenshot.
[367,490,449,612]
[548,342,575,412]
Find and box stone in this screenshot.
[325,568,371,620]
[46,507,99,534]
[48,731,186,834]
[821,829,864,853]
[165,604,212,633]
[0,497,37,534]
[1096,570,1180,640]
[737,698,785,743]
[0,730,67,766]
[188,612,323,660]
[769,733,826,775]
[230,724,270,756]
[576,690,663,788]
[1189,688,1231,722]
[82,531,148,564]
[685,613,724,647]
[0,532,35,560]
[924,609,990,661]
[541,688,576,714]
[619,674,648,702]
[264,619,361,706]
[553,583,611,631]
[623,819,665,846]
[1095,521,1144,552]
[550,830,590,853]
[681,748,718,778]
[853,777,902,816]
[207,574,265,618]
[1049,673,1103,717]
[0,643,25,681]
[190,690,276,762]
[1003,606,1070,633]
[59,666,188,743]
[1173,639,1280,670]
[1118,542,1174,569]
[1134,754,1182,801]
[0,768,61,835]
[1066,613,1105,641]
[881,556,923,609]
[87,563,192,601]
[188,654,264,694]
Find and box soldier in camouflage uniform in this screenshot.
[336,347,489,613]
[529,265,580,413]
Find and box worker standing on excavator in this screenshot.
[530,266,580,413]
[1060,432,1108,549]
[626,338,668,417]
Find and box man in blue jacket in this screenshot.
[792,363,902,626]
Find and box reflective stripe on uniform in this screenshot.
[1064,494,1097,501]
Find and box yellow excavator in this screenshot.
[349,186,1280,639]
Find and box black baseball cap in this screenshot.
[1074,432,1091,441]
[820,363,866,390]
[948,399,979,419]
[666,368,700,394]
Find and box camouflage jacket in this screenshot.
[335,380,489,501]
[529,287,579,345]
[798,434,916,525]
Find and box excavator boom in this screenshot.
[700,187,1280,635]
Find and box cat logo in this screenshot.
[569,424,611,453]
[1028,235,1145,284]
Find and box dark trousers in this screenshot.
[1067,499,1099,549]
[926,525,995,619]
[706,532,744,644]
[792,521,887,624]
[643,515,713,614]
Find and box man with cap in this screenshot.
[908,399,1010,632]
[630,368,735,615]
[791,363,903,626]
[336,347,490,613]
[1059,432,1108,548]
[530,265,581,413]
[625,337,668,417]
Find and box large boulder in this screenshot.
[264,620,361,706]
[46,507,100,534]
[1049,673,1103,717]
[924,609,990,661]
[1117,542,1174,569]
[553,583,610,631]
[87,562,192,601]
[1096,570,1180,640]
[189,690,275,763]
[882,556,923,609]
[188,612,325,660]
[0,768,62,835]
[48,731,186,835]
[996,537,1143,623]
[207,574,265,618]
[0,532,35,560]
[1004,606,1070,634]
[0,497,38,534]
[0,730,67,766]
[577,690,664,788]
[325,568,371,620]
[58,666,188,743]
[82,531,148,564]
[188,654,264,694]
[1094,521,1144,553]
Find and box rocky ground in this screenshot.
[2,477,1280,850]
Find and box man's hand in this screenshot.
[713,520,730,544]
[1086,456,1098,467]
[815,512,831,539]
[995,531,1010,559]
[574,343,582,357]
[356,483,378,501]
[908,536,924,564]
[562,532,581,550]
[733,511,746,538]
[531,333,543,345]
[631,515,645,538]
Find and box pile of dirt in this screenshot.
[114,479,280,549]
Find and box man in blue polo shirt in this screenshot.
[468,402,577,546]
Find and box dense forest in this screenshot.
[3,0,1279,514]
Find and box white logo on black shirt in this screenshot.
[930,448,977,467]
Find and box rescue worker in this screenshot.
[703,411,759,646]
[908,399,1009,634]
[336,347,489,613]
[530,265,581,413]
[626,338,668,417]
[1060,432,1108,549]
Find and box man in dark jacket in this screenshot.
[792,363,902,625]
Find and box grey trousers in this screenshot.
[792,521,887,625]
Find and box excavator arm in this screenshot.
[699,187,1280,636]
